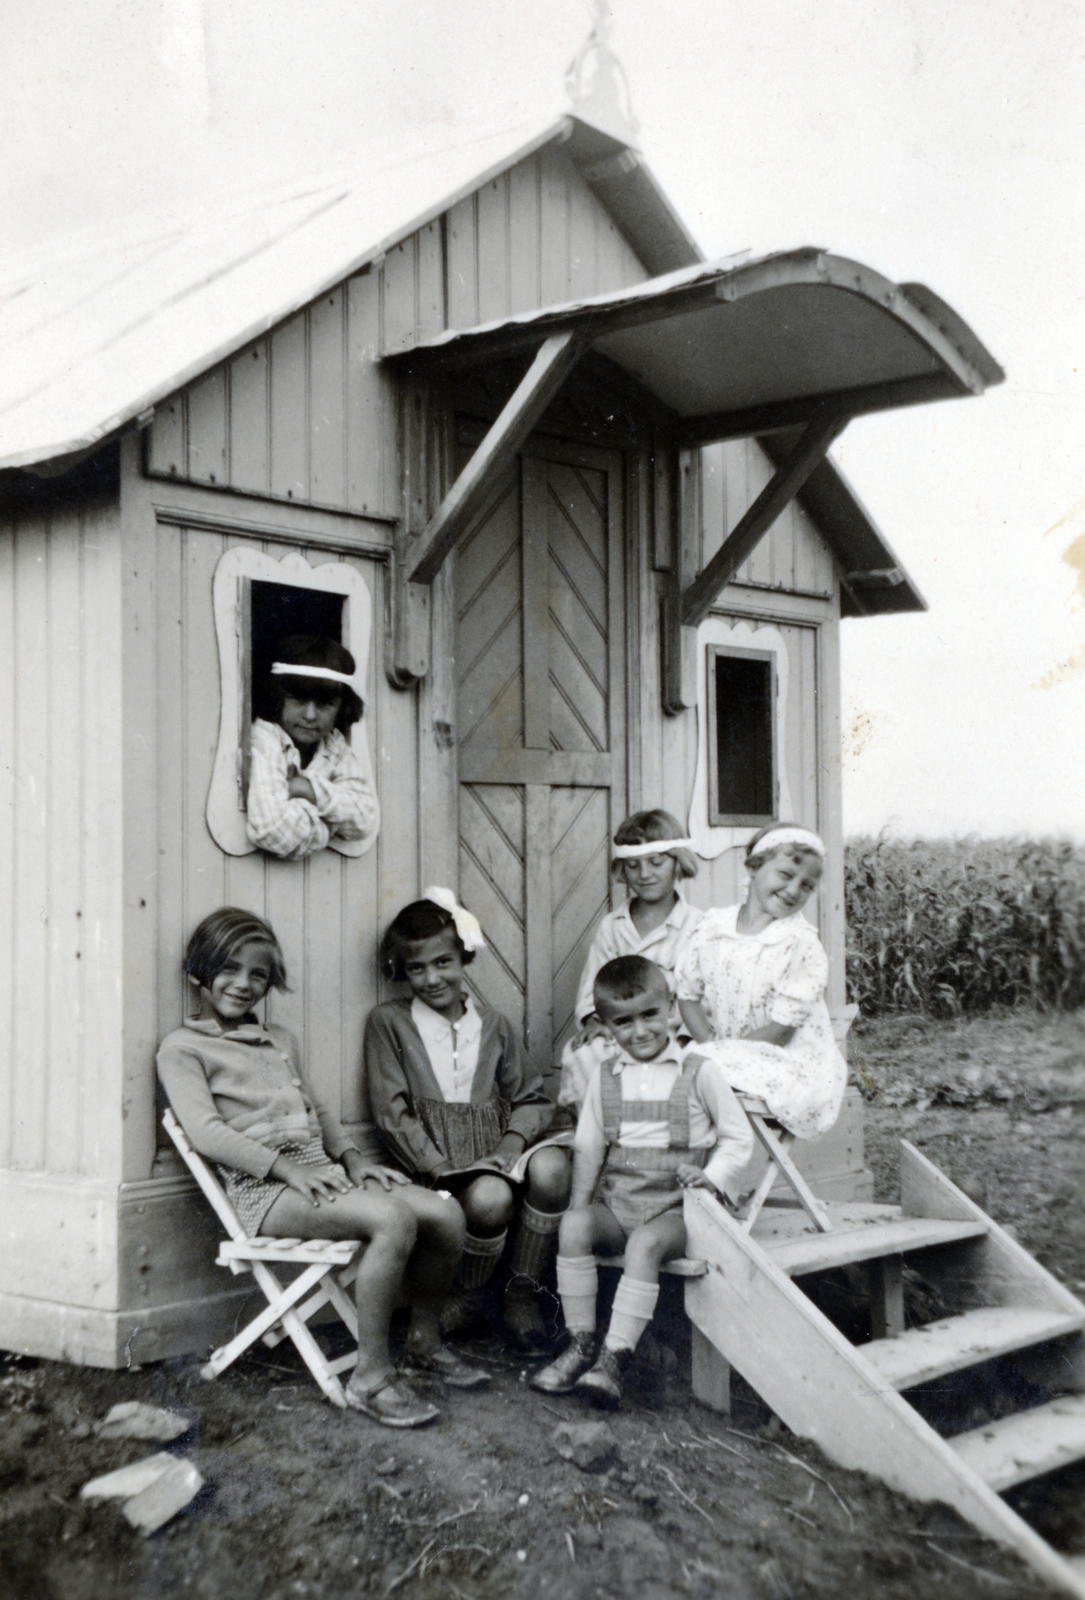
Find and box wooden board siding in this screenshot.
[149,520,415,1142]
[145,147,648,518]
[0,497,125,1180]
[443,146,647,338]
[702,440,836,598]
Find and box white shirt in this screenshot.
[574,1038,754,1194]
[574,892,702,1025]
[410,995,483,1102]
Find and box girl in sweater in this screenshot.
[158,907,483,1428]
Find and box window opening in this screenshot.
[249,581,345,722]
[707,645,776,827]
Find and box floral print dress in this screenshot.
[674,905,846,1140]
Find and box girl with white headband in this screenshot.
[365,891,570,1353]
[245,634,379,860]
[556,809,703,1115]
[674,822,846,1141]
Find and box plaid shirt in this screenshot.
[245,718,379,860]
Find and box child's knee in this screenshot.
[526,1147,571,1209]
[462,1175,514,1234]
[369,1195,419,1257]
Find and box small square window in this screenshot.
[706,645,777,827]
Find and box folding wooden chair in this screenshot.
[736,1095,833,1234]
[162,1109,363,1407]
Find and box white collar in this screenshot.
[708,902,810,945]
[616,888,691,932]
[411,993,481,1041]
[606,1035,685,1074]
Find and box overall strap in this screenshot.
[667,1057,699,1150]
[599,1066,623,1144]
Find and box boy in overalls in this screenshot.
[532,955,753,1408]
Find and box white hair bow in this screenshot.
[421,886,487,953]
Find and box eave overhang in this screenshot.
[396,247,1004,444]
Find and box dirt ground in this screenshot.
[4,1009,1085,1600]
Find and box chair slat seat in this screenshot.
[162,1108,362,1407]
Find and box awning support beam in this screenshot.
[407,331,583,585]
[680,412,848,630]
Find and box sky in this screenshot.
[5,0,1085,839]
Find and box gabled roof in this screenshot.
[0,112,696,474]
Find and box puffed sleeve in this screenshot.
[769,925,829,1028]
[494,1015,556,1147]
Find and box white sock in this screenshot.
[605,1275,659,1353]
[556,1253,598,1334]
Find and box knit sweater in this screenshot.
[157,1016,378,1179]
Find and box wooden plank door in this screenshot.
[455,441,625,1078]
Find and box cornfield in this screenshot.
[845,837,1085,1016]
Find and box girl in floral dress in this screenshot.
[675,824,846,1141]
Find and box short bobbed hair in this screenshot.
[611,809,697,880]
[183,907,289,992]
[380,899,476,983]
[267,635,363,733]
[744,822,825,875]
[594,954,670,1013]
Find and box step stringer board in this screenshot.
[683,1170,1085,1600]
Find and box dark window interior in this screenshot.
[249,581,345,723]
[709,647,775,825]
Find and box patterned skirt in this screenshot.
[413,1096,510,1171]
[220,1138,341,1237]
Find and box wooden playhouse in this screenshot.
[0,94,1005,1373]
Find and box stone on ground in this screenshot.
[550,1420,619,1472]
[95,1401,192,1442]
[123,1458,204,1535]
[80,1453,175,1501]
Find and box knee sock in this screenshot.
[458,1230,507,1290]
[508,1203,562,1286]
[604,1275,659,1354]
[555,1254,598,1334]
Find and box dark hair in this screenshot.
[611,809,697,880]
[380,899,475,983]
[594,954,670,1011]
[267,635,363,733]
[183,907,289,992]
[744,822,825,874]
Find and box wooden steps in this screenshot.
[683,1140,1085,1599]
[951,1395,1085,1492]
[863,1307,1085,1391]
[758,1208,986,1277]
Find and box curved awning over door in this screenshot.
[402,247,1004,443]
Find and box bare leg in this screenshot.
[620,1208,688,1286]
[396,1186,466,1357]
[261,1184,417,1391]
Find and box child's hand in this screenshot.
[675,1163,715,1191]
[341,1150,410,1191]
[570,1014,608,1051]
[286,766,318,805]
[271,1154,353,1208]
[487,1135,527,1174]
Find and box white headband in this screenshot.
[750,826,825,858]
[271,662,355,687]
[612,838,696,860]
[421,886,487,953]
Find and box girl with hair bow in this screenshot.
[364,891,570,1351]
